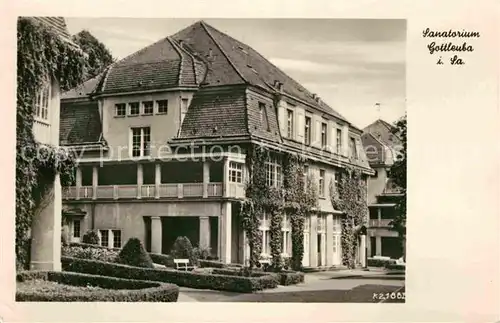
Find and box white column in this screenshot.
[325,213,334,266]
[30,174,62,271]
[220,202,232,263]
[199,216,210,249]
[223,157,230,197]
[92,165,98,200]
[155,163,161,199]
[360,235,367,267]
[75,166,82,200]
[151,216,162,254]
[310,213,318,267]
[137,163,143,199]
[203,161,210,198]
[376,236,382,256]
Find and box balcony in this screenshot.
[368,219,393,228]
[62,182,244,200]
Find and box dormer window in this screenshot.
[34,83,51,122]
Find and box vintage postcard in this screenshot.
[1,0,499,322]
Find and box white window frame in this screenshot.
[72,219,81,239]
[129,102,140,116]
[229,161,243,183]
[336,128,342,154]
[281,213,292,256]
[115,103,126,117]
[130,127,151,158]
[98,229,122,248]
[321,122,328,148]
[333,216,341,233]
[34,82,51,122]
[317,214,326,233]
[304,116,312,145]
[157,100,168,114]
[265,155,282,188]
[286,109,294,139]
[319,169,326,197]
[180,98,189,123]
[259,212,271,256]
[142,101,154,115]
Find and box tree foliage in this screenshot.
[330,167,368,268]
[72,29,114,81]
[16,17,86,269]
[389,115,407,255]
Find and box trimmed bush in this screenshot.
[198,259,244,269]
[69,242,120,251]
[62,245,118,262]
[81,230,100,245]
[117,238,154,268]
[149,253,175,268]
[278,271,305,286]
[171,236,196,264]
[387,263,406,271]
[367,257,397,268]
[211,268,304,286]
[62,256,278,293]
[16,270,179,302]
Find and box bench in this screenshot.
[174,259,195,271]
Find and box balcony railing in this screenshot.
[63,182,243,200]
[369,219,393,228]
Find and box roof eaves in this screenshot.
[200,21,247,84]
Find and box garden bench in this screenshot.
[174,259,195,271]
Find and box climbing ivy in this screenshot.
[16,17,86,269]
[329,167,368,269]
[241,144,318,271]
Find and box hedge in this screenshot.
[386,263,406,271]
[62,257,278,293]
[367,257,397,267]
[211,268,304,286]
[16,270,179,302]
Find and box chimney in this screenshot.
[312,93,317,100]
[179,40,184,48]
[274,80,283,92]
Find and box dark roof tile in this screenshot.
[60,102,102,145]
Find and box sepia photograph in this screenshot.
[15,17,407,303]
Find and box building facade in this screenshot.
[60,21,373,267]
[362,119,404,259]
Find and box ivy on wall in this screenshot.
[240,144,318,271]
[329,167,368,269]
[16,18,86,269]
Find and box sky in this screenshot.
[66,18,406,129]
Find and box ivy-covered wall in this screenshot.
[16,18,86,269]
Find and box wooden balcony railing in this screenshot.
[63,182,244,200]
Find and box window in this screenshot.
[143,101,154,115]
[304,217,310,232]
[304,116,312,145]
[99,230,109,247]
[317,215,325,232]
[336,129,342,154]
[73,220,81,238]
[157,100,168,114]
[229,162,243,183]
[34,83,51,121]
[181,98,189,123]
[131,127,151,157]
[129,102,140,116]
[265,155,282,188]
[286,109,294,138]
[112,230,122,248]
[259,102,270,131]
[282,214,292,255]
[115,103,126,117]
[321,122,327,148]
[319,169,325,197]
[334,171,341,193]
[349,137,357,159]
[333,235,338,253]
[333,216,341,232]
[263,230,271,255]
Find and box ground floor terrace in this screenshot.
[63,199,348,268]
[367,202,403,259]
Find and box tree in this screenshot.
[117,237,154,268]
[388,115,407,260]
[72,30,114,80]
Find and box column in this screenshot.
[92,165,98,200]
[150,216,162,254]
[199,216,210,249]
[360,235,367,267]
[30,174,62,271]
[220,202,232,263]
[325,213,334,266]
[155,164,161,199]
[203,161,210,198]
[223,157,230,197]
[376,236,382,256]
[309,213,318,267]
[75,166,82,200]
[137,163,143,199]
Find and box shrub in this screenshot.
[211,268,303,286]
[387,263,406,271]
[62,257,278,293]
[367,257,397,268]
[198,259,226,268]
[62,245,118,263]
[82,230,100,245]
[192,246,211,262]
[171,236,196,264]
[117,238,154,268]
[16,270,179,302]
[149,253,175,268]
[278,271,305,285]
